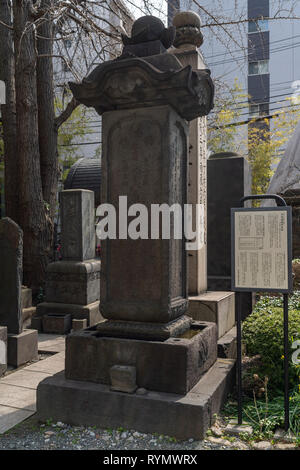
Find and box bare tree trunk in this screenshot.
[0,0,18,222]
[13,0,51,291]
[37,0,58,222]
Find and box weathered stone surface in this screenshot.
[188,291,235,338]
[72,318,88,331]
[65,321,217,395]
[96,315,191,341]
[100,105,188,328]
[217,326,237,359]
[60,189,95,262]
[42,314,72,335]
[37,359,234,440]
[0,218,23,334]
[0,326,7,376]
[7,329,38,367]
[110,365,137,393]
[22,307,36,329]
[21,286,32,309]
[69,52,214,122]
[36,300,102,327]
[45,260,100,305]
[172,44,207,295]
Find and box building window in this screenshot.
[248,60,269,75]
[249,103,269,117]
[248,19,269,33]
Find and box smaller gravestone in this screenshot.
[36,189,102,331]
[60,189,95,261]
[0,218,23,335]
[0,218,38,367]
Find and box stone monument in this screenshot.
[35,190,102,333]
[171,13,236,351]
[0,218,38,367]
[207,152,255,319]
[37,15,235,440]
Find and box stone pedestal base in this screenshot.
[7,329,38,367]
[42,314,72,335]
[66,321,217,395]
[45,260,100,306]
[96,315,191,341]
[0,326,7,376]
[37,358,235,440]
[188,291,235,339]
[35,301,102,331]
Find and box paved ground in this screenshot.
[0,334,65,434]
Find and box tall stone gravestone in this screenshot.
[36,189,102,331]
[171,11,208,295]
[0,218,38,367]
[171,13,236,346]
[37,16,235,440]
[207,153,255,318]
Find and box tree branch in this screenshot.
[54,96,79,129]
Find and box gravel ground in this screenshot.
[0,416,249,451]
[0,416,298,451]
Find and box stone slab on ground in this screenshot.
[7,329,38,367]
[0,405,34,434]
[217,326,237,359]
[0,383,36,411]
[37,358,235,440]
[25,352,65,375]
[188,292,235,339]
[224,421,253,437]
[0,369,51,389]
[37,333,65,354]
[0,326,7,377]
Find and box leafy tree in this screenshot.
[208,84,300,195]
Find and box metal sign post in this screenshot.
[231,194,293,429]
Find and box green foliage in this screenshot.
[208,83,300,197]
[242,292,300,391]
[224,388,300,438]
[208,79,247,155]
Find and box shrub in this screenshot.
[242,293,300,392]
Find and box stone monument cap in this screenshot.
[173,11,203,49]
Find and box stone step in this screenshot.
[36,358,235,440]
[21,286,32,309]
[188,291,235,339]
[217,326,237,359]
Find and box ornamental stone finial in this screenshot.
[173,11,203,49]
[121,15,176,57]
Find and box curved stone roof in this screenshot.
[64,157,101,206]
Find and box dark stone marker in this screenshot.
[0,218,23,334]
[207,154,254,318]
